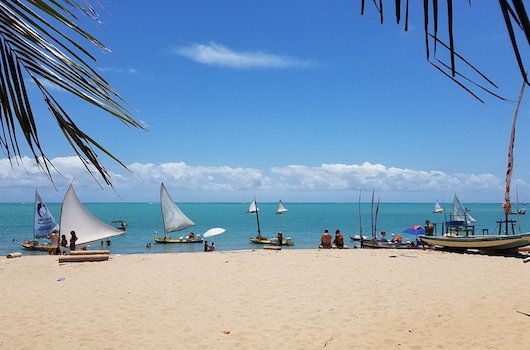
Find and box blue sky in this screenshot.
[1,1,529,203]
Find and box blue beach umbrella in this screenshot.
[402,225,426,235]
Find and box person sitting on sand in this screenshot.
[210,242,216,251]
[380,229,388,242]
[394,234,403,244]
[320,229,332,248]
[333,229,344,248]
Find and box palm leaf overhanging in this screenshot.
[0,0,145,186]
[362,0,530,102]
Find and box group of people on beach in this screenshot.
[320,229,344,248]
[48,230,77,255]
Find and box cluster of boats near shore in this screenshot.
[20,182,530,255]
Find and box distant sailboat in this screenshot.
[247,198,259,213]
[60,184,125,248]
[21,190,60,251]
[451,194,476,224]
[276,200,288,214]
[154,183,202,243]
[433,201,444,214]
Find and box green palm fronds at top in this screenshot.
[0,0,145,187]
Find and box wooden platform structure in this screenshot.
[59,250,110,263]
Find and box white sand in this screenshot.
[1,249,530,349]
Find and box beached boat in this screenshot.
[248,197,294,246]
[420,80,530,252]
[154,183,202,244]
[21,190,59,251]
[60,184,126,249]
[275,200,288,214]
[360,239,418,249]
[433,201,443,214]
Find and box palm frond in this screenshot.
[0,0,145,187]
[362,0,530,101]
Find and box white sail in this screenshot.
[160,183,195,233]
[452,194,476,224]
[34,191,59,239]
[433,201,443,214]
[60,185,125,246]
[248,199,259,213]
[276,200,288,214]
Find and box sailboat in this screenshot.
[420,79,530,251]
[275,200,288,215]
[433,201,444,214]
[21,190,60,251]
[248,197,294,246]
[350,189,368,241]
[59,184,125,249]
[154,183,202,243]
[451,194,476,225]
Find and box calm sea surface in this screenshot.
[1,202,527,256]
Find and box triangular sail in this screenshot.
[248,199,259,214]
[60,185,125,246]
[433,201,443,213]
[276,200,288,214]
[34,191,59,239]
[160,183,195,233]
[452,195,476,224]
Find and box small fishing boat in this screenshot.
[154,183,202,244]
[21,190,59,251]
[60,184,126,249]
[420,80,530,252]
[433,201,443,214]
[248,197,294,246]
[350,234,368,241]
[111,220,128,231]
[275,200,288,215]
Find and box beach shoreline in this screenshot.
[1,249,529,349]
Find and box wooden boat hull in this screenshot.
[154,236,203,244]
[319,245,349,249]
[21,241,52,252]
[360,240,418,249]
[419,233,530,250]
[249,237,295,246]
[350,235,368,241]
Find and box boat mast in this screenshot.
[503,77,526,235]
[33,189,37,240]
[254,197,261,238]
[358,189,363,244]
[370,189,375,240]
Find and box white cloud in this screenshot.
[174,42,319,69]
[0,157,511,202]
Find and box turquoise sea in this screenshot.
[1,202,527,256]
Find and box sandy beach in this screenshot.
[1,249,529,349]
